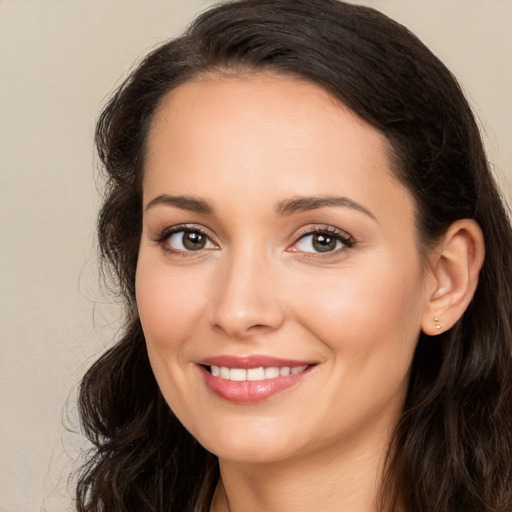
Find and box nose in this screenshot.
[208,249,286,340]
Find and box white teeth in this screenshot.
[229,368,247,381]
[209,365,308,381]
[247,367,265,381]
[291,365,307,375]
[264,367,280,379]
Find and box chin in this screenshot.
[191,416,308,465]
[208,440,302,465]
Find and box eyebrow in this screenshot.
[144,194,214,214]
[144,193,376,221]
[276,196,377,220]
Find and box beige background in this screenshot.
[0,1,510,510]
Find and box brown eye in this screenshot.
[182,231,206,250]
[166,229,215,252]
[311,233,338,253]
[293,229,352,254]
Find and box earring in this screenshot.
[434,315,441,330]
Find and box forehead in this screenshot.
[143,74,414,227]
[147,72,381,167]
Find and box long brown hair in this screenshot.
[76,1,512,510]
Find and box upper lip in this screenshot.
[198,355,314,369]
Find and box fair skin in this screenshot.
[135,74,484,512]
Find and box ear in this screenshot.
[421,219,485,335]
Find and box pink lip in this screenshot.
[199,355,311,369]
[197,355,315,404]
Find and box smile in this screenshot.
[198,357,315,404]
[209,365,308,381]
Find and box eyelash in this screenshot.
[291,226,355,255]
[153,224,355,256]
[154,224,217,255]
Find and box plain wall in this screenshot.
[0,1,510,510]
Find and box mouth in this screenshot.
[205,364,309,381]
[197,356,315,403]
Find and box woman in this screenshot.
[76,1,512,511]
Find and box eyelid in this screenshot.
[153,223,219,252]
[151,223,354,256]
[287,225,355,254]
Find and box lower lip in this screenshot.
[199,366,312,404]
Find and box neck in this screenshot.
[210,427,393,512]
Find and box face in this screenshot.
[136,74,431,465]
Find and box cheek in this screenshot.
[291,256,425,370]
[135,259,208,357]
[135,258,210,422]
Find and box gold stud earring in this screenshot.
[434,315,441,330]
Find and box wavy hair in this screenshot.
[76,1,512,510]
